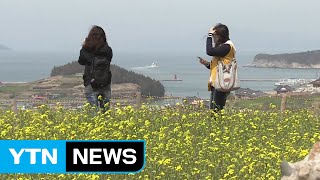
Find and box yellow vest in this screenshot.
[208,40,236,90]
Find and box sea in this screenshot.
[0,51,319,99]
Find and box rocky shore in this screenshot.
[0,75,140,100]
[249,50,320,68]
[251,60,320,69]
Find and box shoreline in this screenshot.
[242,65,320,70]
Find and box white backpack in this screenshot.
[214,57,240,92]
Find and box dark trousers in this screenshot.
[209,87,229,111]
[85,84,111,112]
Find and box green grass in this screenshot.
[232,94,320,110]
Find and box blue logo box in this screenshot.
[0,140,146,174]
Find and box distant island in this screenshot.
[247,50,320,68]
[51,61,165,97]
[0,61,165,102]
[0,44,11,51]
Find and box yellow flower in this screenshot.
[175,165,183,171]
[145,120,150,127]
[299,149,309,158]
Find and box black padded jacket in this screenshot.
[78,44,113,86]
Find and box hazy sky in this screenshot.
[1,0,320,54]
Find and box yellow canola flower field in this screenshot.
[0,103,319,180]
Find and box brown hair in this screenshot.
[83,25,107,51]
[213,23,230,46]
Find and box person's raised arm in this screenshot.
[206,37,231,57]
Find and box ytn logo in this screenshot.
[9,148,57,164]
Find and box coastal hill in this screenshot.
[0,75,141,102]
[51,61,165,97]
[250,50,320,68]
[0,61,165,101]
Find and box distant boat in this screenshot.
[131,62,159,69]
[149,62,159,68]
[162,74,183,81]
